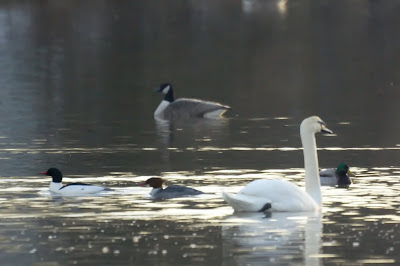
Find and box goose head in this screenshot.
[300,116,333,135]
[155,83,174,102]
[39,168,63,183]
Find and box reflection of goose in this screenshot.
[320,163,355,188]
[154,83,231,120]
[40,168,109,196]
[222,212,322,265]
[222,116,333,212]
[139,178,204,199]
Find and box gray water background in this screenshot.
[1,1,400,265]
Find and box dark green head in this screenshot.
[336,163,352,176]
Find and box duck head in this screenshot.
[336,163,355,188]
[139,177,165,188]
[39,168,63,183]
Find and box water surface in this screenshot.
[1,1,400,265]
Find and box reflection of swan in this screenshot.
[222,212,322,265]
[320,163,355,188]
[222,116,333,212]
[154,83,231,120]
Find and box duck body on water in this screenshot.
[40,168,109,196]
[139,177,203,199]
[154,83,231,120]
[320,163,355,188]
[222,116,333,212]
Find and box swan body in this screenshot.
[320,163,354,187]
[40,168,109,196]
[139,177,203,199]
[222,116,333,212]
[222,179,318,212]
[154,83,230,120]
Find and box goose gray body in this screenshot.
[154,83,230,120]
[162,98,230,119]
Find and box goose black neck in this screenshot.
[164,88,174,102]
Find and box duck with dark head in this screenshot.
[320,163,355,188]
[139,177,203,199]
[40,168,110,196]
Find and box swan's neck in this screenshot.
[301,129,322,206]
[154,100,170,118]
[150,187,163,196]
[49,182,62,193]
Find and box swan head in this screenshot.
[300,116,333,135]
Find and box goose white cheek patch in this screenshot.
[162,85,170,94]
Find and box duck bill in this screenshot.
[138,181,147,186]
[347,170,356,177]
[321,125,333,134]
[39,171,47,175]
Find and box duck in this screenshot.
[154,83,231,120]
[222,116,333,212]
[40,168,109,196]
[320,163,355,188]
[139,177,203,199]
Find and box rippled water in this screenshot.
[1,1,400,265]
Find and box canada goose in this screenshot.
[154,83,231,120]
[222,116,333,212]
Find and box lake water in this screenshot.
[1,0,400,265]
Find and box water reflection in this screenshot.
[242,0,288,17]
[222,212,322,265]
[154,117,229,162]
[1,0,400,265]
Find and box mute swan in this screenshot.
[222,116,333,212]
[154,83,231,120]
[40,168,109,196]
[139,177,204,199]
[320,163,355,188]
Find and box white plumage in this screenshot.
[222,116,333,212]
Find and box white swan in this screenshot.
[222,116,333,212]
